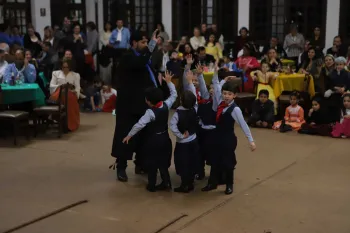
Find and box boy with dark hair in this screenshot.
[248,89,275,128]
[123,71,177,192]
[202,79,256,195]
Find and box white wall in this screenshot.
[31,0,51,38]
[97,0,104,32]
[325,0,340,52]
[237,0,250,35]
[162,0,172,40]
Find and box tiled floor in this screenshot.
[0,112,349,233]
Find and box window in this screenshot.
[172,0,237,42]
[50,0,86,28]
[339,0,350,44]
[0,0,31,34]
[250,0,326,45]
[249,0,272,45]
[103,0,161,32]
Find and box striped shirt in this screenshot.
[283,33,305,58]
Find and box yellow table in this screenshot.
[273,73,315,98]
[203,72,214,85]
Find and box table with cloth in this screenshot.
[272,73,315,98]
[0,83,46,106]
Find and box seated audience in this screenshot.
[50,60,80,131]
[10,25,23,46]
[221,55,239,72]
[326,36,347,58]
[54,49,76,71]
[190,27,206,50]
[251,62,278,113]
[205,33,223,61]
[84,78,102,112]
[0,48,8,82]
[248,89,275,128]
[299,47,322,91]
[324,57,350,122]
[0,24,13,45]
[283,24,305,64]
[23,25,42,58]
[234,27,251,59]
[261,48,282,72]
[3,49,36,84]
[331,93,350,138]
[298,97,332,136]
[175,36,188,54]
[273,91,305,132]
[319,54,335,93]
[308,26,324,57]
[262,35,287,58]
[197,46,215,66]
[235,43,260,93]
[37,41,58,79]
[166,50,182,79]
[101,84,117,112]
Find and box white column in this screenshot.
[97,0,104,32]
[85,0,96,23]
[162,0,172,40]
[237,0,250,35]
[325,0,340,53]
[31,0,51,38]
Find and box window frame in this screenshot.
[0,0,31,34]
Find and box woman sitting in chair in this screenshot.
[49,59,80,131]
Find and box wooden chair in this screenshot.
[0,86,30,145]
[33,84,69,138]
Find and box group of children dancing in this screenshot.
[122,55,256,195]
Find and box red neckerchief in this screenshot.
[154,101,163,108]
[216,101,228,123]
[196,89,211,104]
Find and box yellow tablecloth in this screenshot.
[203,72,214,85]
[273,73,315,98]
[281,59,296,67]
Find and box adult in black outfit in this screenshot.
[111,29,163,182]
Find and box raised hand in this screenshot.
[152,29,159,41]
[186,54,194,65]
[195,64,203,74]
[163,70,174,83]
[186,70,195,84]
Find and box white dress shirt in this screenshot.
[0,60,8,81]
[50,70,81,98]
[117,27,123,42]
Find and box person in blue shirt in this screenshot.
[109,20,130,49]
[3,49,36,84]
[0,24,14,45]
[10,25,23,47]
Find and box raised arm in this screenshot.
[163,70,178,109]
[123,109,155,144]
[196,64,210,100]
[185,70,198,111]
[182,54,194,91]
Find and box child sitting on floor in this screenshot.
[248,89,274,128]
[251,61,278,113]
[331,93,350,138]
[84,78,102,112]
[298,97,332,136]
[101,84,117,112]
[273,91,305,132]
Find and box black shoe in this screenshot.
[155,182,172,191]
[146,184,156,192]
[117,170,128,182]
[225,184,233,195]
[135,166,145,175]
[201,184,218,192]
[174,185,193,193]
